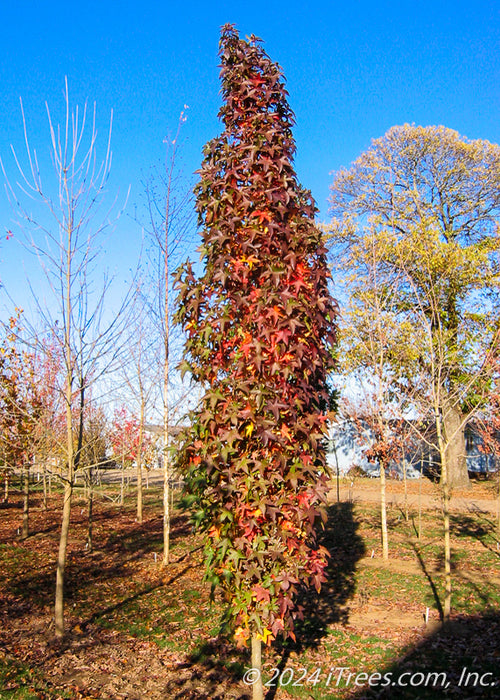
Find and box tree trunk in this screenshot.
[418,464,423,541]
[56,304,76,638]
[333,441,340,503]
[163,452,170,565]
[436,415,452,622]
[86,470,93,553]
[137,460,143,523]
[137,399,145,523]
[402,448,409,522]
[162,254,171,566]
[443,402,469,489]
[380,462,389,560]
[21,464,29,539]
[55,478,73,637]
[162,175,171,567]
[42,462,48,510]
[442,483,452,621]
[120,460,125,506]
[251,634,264,700]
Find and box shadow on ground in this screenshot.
[2,507,193,616]
[262,501,365,699]
[293,501,366,643]
[350,612,500,699]
[161,501,365,700]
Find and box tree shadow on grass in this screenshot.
[450,512,500,558]
[408,541,444,622]
[83,563,193,628]
[293,501,366,643]
[162,501,365,700]
[2,508,195,617]
[103,511,192,556]
[264,501,365,698]
[350,612,500,699]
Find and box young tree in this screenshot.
[2,81,132,637]
[398,226,499,618]
[142,112,195,564]
[118,287,160,522]
[336,217,498,619]
[175,25,337,695]
[335,231,413,559]
[329,125,500,489]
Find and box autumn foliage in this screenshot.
[175,25,337,646]
[329,124,500,490]
[109,405,154,476]
[0,314,42,473]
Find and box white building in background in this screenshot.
[325,419,497,480]
[325,419,420,479]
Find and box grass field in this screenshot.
[0,476,499,699]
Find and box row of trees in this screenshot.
[0,322,160,514]
[173,29,499,697]
[0,80,193,638]
[330,124,499,481]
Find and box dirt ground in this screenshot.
[94,468,500,515]
[328,475,499,515]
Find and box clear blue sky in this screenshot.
[1,0,499,312]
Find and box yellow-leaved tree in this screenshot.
[329,125,500,491]
[328,125,500,619]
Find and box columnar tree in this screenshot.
[175,25,337,688]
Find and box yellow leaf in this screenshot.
[257,628,275,645]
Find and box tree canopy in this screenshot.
[330,124,500,242]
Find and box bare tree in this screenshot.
[118,283,160,523]
[141,112,195,565]
[2,80,133,637]
[335,230,413,560]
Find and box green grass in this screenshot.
[91,583,222,652]
[0,656,70,700]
